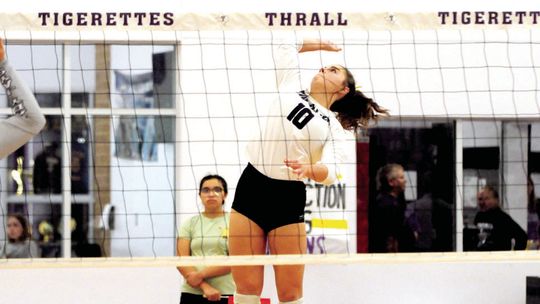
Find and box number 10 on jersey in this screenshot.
[287,103,314,130]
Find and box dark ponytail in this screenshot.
[330,67,389,131]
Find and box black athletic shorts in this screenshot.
[232,163,306,234]
[180,292,231,304]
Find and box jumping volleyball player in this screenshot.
[0,39,46,158]
[229,38,388,304]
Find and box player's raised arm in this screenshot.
[0,39,46,159]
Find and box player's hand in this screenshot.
[284,160,330,183]
[0,39,5,62]
[300,39,342,53]
[201,284,221,301]
[319,40,341,52]
[284,159,310,180]
[186,271,204,287]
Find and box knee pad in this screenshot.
[234,293,261,304]
[279,298,304,304]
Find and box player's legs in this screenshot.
[229,209,266,301]
[268,222,306,303]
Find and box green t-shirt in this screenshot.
[178,213,235,295]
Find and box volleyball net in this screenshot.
[0,11,539,268]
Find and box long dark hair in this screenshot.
[330,67,389,131]
[8,214,32,242]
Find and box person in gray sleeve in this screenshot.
[0,38,46,159]
[1,214,40,258]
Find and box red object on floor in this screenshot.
[227,296,271,304]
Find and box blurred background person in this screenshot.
[1,214,40,258]
[371,164,416,252]
[475,185,527,251]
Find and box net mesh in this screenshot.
[0,19,538,267]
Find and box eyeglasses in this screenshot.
[201,187,224,195]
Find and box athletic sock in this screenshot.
[234,293,261,304]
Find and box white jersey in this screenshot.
[246,40,349,185]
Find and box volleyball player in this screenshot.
[0,39,46,159]
[229,38,388,304]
